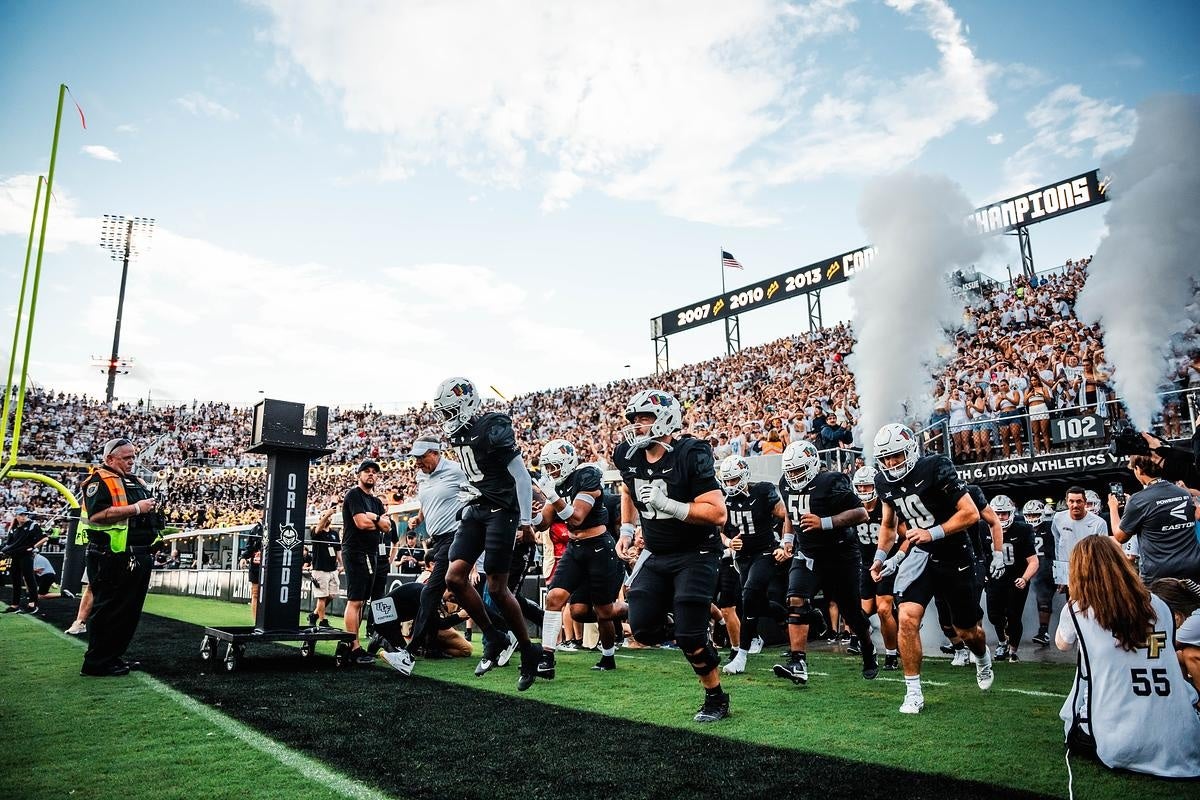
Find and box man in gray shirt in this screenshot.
[1111,454,1200,583]
[397,436,469,667]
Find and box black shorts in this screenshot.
[553,536,623,608]
[1032,560,1055,606]
[343,550,382,602]
[787,545,863,608]
[627,550,719,639]
[894,551,983,629]
[449,504,517,575]
[860,561,896,600]
[715,555,741,608]
[247,564,261,585]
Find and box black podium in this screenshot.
[199,399,355,672]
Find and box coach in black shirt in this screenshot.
[3,509,46,613]
[340,459,391,663]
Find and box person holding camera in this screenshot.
[1109,454,1200,584]
[78,438,164,677]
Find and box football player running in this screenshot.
[1023,499,1057,646]
[984,495,1039,662]
[851,466,899,671]
[869,423,994,714]
[614,389,731,723]
[534,438,625,676]
[717,455,788,676]
[772,441,876,687]
[433,377,542,691]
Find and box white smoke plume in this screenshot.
[1075,95,1200,431]
[849,172,984,455]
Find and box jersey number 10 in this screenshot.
[454,446,485,483]
[895,494,936,529]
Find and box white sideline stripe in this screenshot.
[874,675,1066,697]
[34,618,392,800]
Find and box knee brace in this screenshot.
[786,601,819,627]
[679,636,719,677]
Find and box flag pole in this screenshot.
[720,246,726,295]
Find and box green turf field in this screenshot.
[2,594,1190,800]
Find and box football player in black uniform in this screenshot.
[984,495,1039,661]
[717,455,788,675]
[772,441,876,686]
[938,484,1005,667]
[534,438,624,676]
[613,389,730,723]
[869,423,994,714]
[1023,499,1056,646]
[433,376,542,691]
[851,466,899,671]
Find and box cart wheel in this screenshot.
[223,642,239,673]
[199,636,215,662]
[300,641,315,658]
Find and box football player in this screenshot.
[1023,500,1056,646]
[772,441,875,687]
[614,389,731,723]
[534,438,624,676]
[937,483,1004,667]
[984,495,1039,661]
[433,377,542,691]
[717,455,788,675]
[869,423,996,714]
[851,466,899,671]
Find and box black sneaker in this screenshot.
[883,654,901,671]
[517,643,543,691]
[319,618,332,628]
[537,650,557,680]
[694,692,731,723]
[307,612,318,627]
[1008,650,1021,663]
[1031,631,1050,647]
[847,635,862,655]
[773,659,808,685]
[351,647,376,665]
[592,654,617,671]
[2,606,19,614]
[862,655,879,680]
[15,605,39,615]
[939,642,957,655]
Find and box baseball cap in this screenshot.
[102,438,132,457]
[406,437,442,458]
[12,508,27,516]
[356,459,382,473]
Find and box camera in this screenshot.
[1109,420,1150,457]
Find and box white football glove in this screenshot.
[536,473,560,503]
[456,483,482,505]
[989,550,1007,580]
[879,550,907,578]
[638,484,688,521]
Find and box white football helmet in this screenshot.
[433,377,482,435]
[781,441,820,491]
[1085,489,1101,516]
[620,389,682,450]
[718,455,751,496]
[540,439,579,486]
[851,466,878,502]
[989,494,1016,529]
[1022,499,1044,526]
[873,423,920,481]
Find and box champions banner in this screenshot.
[654,169,1107,338]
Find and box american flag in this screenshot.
[721,250,743,270]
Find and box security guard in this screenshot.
[79,438,163,677]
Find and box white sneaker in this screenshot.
[65,621,87,635]
[722,650,747,675]
[383,649,415,675]
[748,636,764,654]
[971,651,994,690]
[951,648,970,667]
[899,692,925,714]
[497,631,519,667]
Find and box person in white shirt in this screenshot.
[1052,487,1109,591]
[1056,536,1200,778]
[1149,577,1200,700]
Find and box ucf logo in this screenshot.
[278,523,301,551]
[1145,631,1167,659]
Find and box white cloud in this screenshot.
[258,0,993,226]
[1003,84,1137,192]
[81,145,121,162]
[987,132,1004,145]
[175,92,238,121]
[115,123,138,134]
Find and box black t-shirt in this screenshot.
[81,467,156,548]
[855,501,890,564]
[724,481,781,553]
[1000,519,1037,579]
[449,412,521,511]
[875,454,972,560]
[310,528,340,572]
[613,435,721,554]
[341,486,385,555]
[396,545,423,573]
[4,520,42,554]
[778,471,862,553]
[559,465,608,531]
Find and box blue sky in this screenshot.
[0,0,1196,409]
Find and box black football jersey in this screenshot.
[966,485,989,563]
[1032,521,1054,561]
[725,481,781,553]
[1000,519,1038,579]
[778,470,862,553]
[613,436,721,554]
[874,454,973,559]
[559,465,609,532]
[855,501,890,565]
[448,412,521,512]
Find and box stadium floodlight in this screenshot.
[98,214,155,405]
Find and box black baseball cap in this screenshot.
[356,459,382,473]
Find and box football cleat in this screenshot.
[847,635,862,655]
[899,692,925,714]
[971,651,995,690]
[537,650,557,680]
[722,650,747,675]
[1031,631,1050,647]
[862,655,879,680]
[693,693,731,723]
[883,654,901,671]
[748,636,764,654]
[517,643,543,691]
[497,630,519,667]
[939,642,956,655]
[591,654,617,671]
[951,648,971,667]
[773,659,808,685]
[475,629,508,676]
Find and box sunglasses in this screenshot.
[103,438,133,457]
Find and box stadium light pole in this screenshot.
[99,214,154,405]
